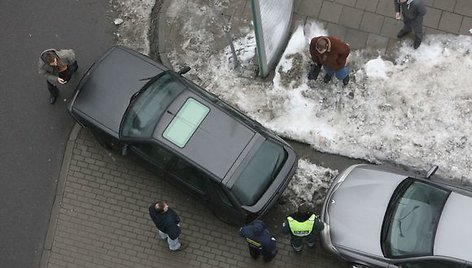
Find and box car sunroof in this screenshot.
[163,98,209,148]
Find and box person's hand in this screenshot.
[57,77,67,84]
[395,12,401,20]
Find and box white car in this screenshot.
[321,164,472,268]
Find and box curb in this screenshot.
[39,123,82,268]
[157,0,173,69]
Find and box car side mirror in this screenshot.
[425,165,438,179]
[177,66,191,75]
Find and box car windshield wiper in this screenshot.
[130,74,163,103]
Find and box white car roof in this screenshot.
[434,192,472,262]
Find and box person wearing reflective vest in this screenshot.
[281,203,325,252]
[239,219,277,262]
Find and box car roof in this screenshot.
[153,88,260,181]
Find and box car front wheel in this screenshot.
[91,128,124,154]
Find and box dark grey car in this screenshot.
[68,46,298,225]
[321,164,472,268]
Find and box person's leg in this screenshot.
[306,232,317,248]
[323,66,335,83]
[262,249,277,262]
[398,19,412,38]
[334,67,349,80]
[334,67,350,86]
[412,17,424,49]
[249,246,260,259]
[290,236,303,252]
[157,230,168,240]
[47,81,58,104]
[167,236,182,251]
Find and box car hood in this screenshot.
[434,192,472,262]
[328,166,406,257]
[70,46,165,136]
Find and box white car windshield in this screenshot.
[382,179,449,257]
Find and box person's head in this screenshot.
[399,0,407,3]
[154,201,169,213]
[298,202,311,215]
[315,37,329,54]
[44,51,60,66]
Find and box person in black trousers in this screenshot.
[38,48,78,104]
[394,0,427,49]
[239,219,277,262]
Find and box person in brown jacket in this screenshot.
[308,36,350,86]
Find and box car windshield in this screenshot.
[231,140,287,206]
[381,178,449,258]
[121,73,185,138]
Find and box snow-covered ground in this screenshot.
[112,0,472,207]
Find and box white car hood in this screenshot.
[328,167,405,256]
[434,192,472,262]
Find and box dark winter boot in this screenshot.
[413,38,422,49]
[323,74,332,83]
[342,75,350,86]
[397,29,410,39]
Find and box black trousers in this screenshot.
[248,246,276,262]
[47,81,59,98]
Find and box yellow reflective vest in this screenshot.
[287,214,316,237]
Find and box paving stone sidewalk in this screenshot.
[41,0,472,267]
[41,126,343,268]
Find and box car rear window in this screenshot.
[231,140,287,206]
[163,98,209,148]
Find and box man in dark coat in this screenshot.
[394,0,427,49]
[149,201,187,251]
[308,36,350,86]
[239,219,277,262]
[281,203,325,252]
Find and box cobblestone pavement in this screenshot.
[42,126,344,268]
[41,0,472,267]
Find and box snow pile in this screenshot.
[114,0,472,205]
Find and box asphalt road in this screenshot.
[0,1,115,267]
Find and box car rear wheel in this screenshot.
[91,128,124,154]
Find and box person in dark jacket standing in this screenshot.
[149,201,187,251]
[239,219,277,262]
[394,0,427,49]
[308,36,350,86]
[281,203,325,252]
[38,48,78,104]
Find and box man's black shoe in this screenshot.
[413,38,422,49]
[397,29,410,39]
[49,96,57,105]
[323,74,332,83]
[342,75,350,86]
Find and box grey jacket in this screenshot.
[38,48,76,85]
[394,0,426,21]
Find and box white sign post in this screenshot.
[251,0,293,78]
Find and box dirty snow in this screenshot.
[113,0,472,206]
